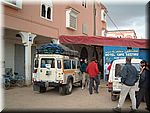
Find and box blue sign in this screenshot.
[103,46,139,81]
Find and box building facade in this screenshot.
[106,29,137,39]
[2,0,107,85]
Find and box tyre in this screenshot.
[4,79,10,90]
[39,87,46,93]
[59,85,66,95]
[111,92,118,101]
[17,80,25,87]
[79,80,82,87]
[65,79,73,95]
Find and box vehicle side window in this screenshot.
[41,58,55,68]
[34,59,39,68]
[72,60,76,69]
[115,64,122,77]
[57,60,61,69]
[77,60,81,69]
[64,60,71,69]
[132,63,140,72]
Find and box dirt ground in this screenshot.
[2,80,149,112]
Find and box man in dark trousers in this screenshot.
[86,57,100,94]
[136,60,150,111]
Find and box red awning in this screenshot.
[59,35,150,49]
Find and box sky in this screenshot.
[100,0,149,39]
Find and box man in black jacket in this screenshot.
[113,57,139,112]
[136,60,150,111]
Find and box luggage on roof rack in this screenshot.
[36,43,79,57]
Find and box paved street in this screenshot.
[2,80,148,112]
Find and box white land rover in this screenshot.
[32,44,82,95]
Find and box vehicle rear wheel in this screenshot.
[59,85,66,95]
[66,79,73,95]
[39,86,46,93]
[111,92,118,101]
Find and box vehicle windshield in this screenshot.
[115,63,140,77]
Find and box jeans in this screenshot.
[136,87,150,109]
[89,75,99,94]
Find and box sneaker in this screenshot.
[112,107,121,112]
[129,109,137,113]
[94,90,99,94]
[130,106,137,111]
[89,93,92,95]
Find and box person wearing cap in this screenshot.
[113,57,139,112]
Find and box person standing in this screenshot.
[80,59,88,89]
[113,57,139,112]
[86,57,100,94]
[104,61,109,81]
[107,60,113,81]
[136,60,150,111]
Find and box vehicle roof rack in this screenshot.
[36,43,79,57]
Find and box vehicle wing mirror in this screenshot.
[45,64,51,69]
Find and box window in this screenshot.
[82,24,88,35]
[2,0,22,9]
[115,64,122,77]
[34,59,39,68]
[57,60,61,69]
[77,61,81,69]
[41,4,46,17]
[64,60,71,69]
[41,58,55,68]
[82,0,86,8]
[115,63,141,77]
[40,0,53,21]
[72,60,76,69]
[101,9,106,22]
[66,8,79,30]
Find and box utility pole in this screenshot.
[93,0,96,36]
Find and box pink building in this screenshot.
[106,29,137,39]
[2,0,107,85]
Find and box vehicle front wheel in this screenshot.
[39,86,46,93]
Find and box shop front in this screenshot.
[59,35,150,81]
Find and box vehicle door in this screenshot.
[113,63,123,91]
[56,59,63,81]
[40,58,57,82]
[74,60,82,82]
